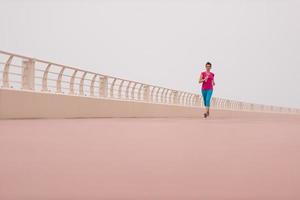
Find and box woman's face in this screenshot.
[206,64,211,71]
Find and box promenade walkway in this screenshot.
[1,111,300,200]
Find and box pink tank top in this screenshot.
[201,71,214,90]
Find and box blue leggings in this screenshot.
[202,89,213,107]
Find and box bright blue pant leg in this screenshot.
[201,90,207,107]
[202,89,213,107]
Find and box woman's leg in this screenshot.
[205,90,213,115]
[201,90,207,107]
[202,90,209,117]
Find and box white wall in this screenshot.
[0,89,204,119]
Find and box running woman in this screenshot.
[198,62,215,118]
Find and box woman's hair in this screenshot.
[206,62,212,66]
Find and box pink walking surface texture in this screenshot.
[1,111,300,200]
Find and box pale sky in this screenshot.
[1,0,300,108]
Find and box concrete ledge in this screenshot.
[0,88,203,119]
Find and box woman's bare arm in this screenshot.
[198,74,205,83]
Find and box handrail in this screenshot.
[0,50,299,114]
[0,50,194,94]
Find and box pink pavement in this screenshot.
[1,111,300,200]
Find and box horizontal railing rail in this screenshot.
[0,50,299,114]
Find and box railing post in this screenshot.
[125,81,131,99]
[197,95,202,107]
[193,94,197,106]
[168,90,172,104]
[160,89,164,103]
[164,89,170,104]
[226,100,229,110]
[161,88,166,103]
[187,93,191,105]
[137,84,143,100]
[149,86,155,102]
[211,97,216,108]
[186,94,191,105]
[90,74,97,96]
[178,92,183,105]
[99,76,108,97]
[56,67,65,93]
[3,55,13,88]
[69,70,78,95]
[143,85,150,102]
[42,64,51,91]
[131,82,138,100]
[181,93,186,105]
[79,72,87,96]
[118,80,125,99]
[155,88,161,103]
[21,59,35,90]
[110,78,117,98]
[172,91,178,104]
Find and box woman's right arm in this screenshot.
[198,73,204,83]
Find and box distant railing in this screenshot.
[0,50,299,114]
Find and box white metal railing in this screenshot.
[0,50,299,114]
